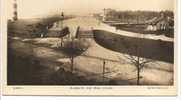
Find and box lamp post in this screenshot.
[102,60,106,82]
[60,12,64,47]
[61,12,64,28]
[13,0,18,21]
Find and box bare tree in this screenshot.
[120,33,154,85]
[123,45,154,85]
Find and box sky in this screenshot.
[6,0,174,19]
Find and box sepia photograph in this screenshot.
[2,0,178,96]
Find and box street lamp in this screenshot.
[61,12,64,29]
[13,0,18,21]
[60,12,64,47]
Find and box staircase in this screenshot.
[75,26,94,38]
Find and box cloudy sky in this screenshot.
[6,0,174,19]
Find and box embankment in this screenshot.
[93,30,173,63]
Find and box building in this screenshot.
[102,8,117,22]
[146,13,174,31]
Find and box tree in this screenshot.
[119,34,154,85]
[123,45,154,85]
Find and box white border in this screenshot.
[0,0,181,97]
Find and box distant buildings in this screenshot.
[102,8,117,22]
[99,9,174,31]
[146,13,174,31]
[101,8,140,23]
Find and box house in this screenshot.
[146,13,174,31]
[102,8,117,22]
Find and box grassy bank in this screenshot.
[8,50,134,85]
[8,50,103,85]
[93,30,173,63]
[8,38,130,85]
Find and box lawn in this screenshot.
[93,30,174,63]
